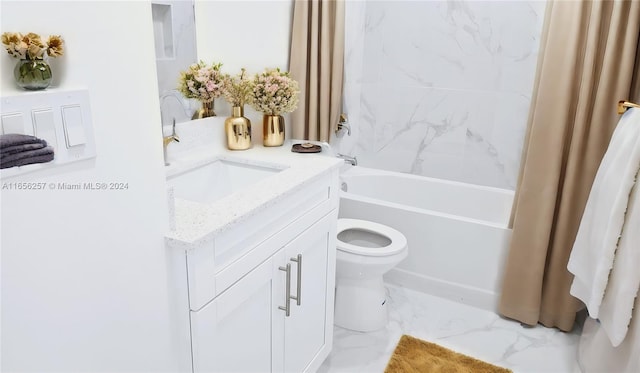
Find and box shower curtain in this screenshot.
[289,0,345,142]
[498,0,640,332]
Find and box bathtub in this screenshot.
[338,166,515,311]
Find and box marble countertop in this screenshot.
[164,140,342,250]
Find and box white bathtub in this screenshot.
[339,166,514,311]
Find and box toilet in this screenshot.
[334,218,408,332]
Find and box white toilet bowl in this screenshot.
[334,218,408,332]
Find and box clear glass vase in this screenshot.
[14,59,52,90]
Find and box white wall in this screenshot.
[0,1,179,371]
[195,0,293,75]
[337,1,546,190]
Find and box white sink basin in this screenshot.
[167,158,286,204]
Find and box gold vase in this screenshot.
[263,114,285,147]
[225,106,252,150]
[192,100,216,119]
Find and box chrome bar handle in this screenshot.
[278,264,292,317]
[290,254,302,306]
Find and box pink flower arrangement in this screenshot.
[178,61,225,103]
[250,68,299,115]
[222,68,254,107]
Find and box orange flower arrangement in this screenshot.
[1,32,64,60]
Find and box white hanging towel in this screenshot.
[568,107,640,322]
[597,177,640,346]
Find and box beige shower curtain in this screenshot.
[289,0,345,142]
[499,0,640,331]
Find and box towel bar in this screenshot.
[617,100,640,114]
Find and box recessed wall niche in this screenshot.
[152,3,174,59]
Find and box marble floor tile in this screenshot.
[319,284,580,373]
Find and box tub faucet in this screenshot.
[335,114,351,137]
[163,119,180,166]
[337,153,357,166]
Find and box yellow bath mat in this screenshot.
[384,334,512,373]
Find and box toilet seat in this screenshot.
[337,218,407,257]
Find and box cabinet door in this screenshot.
[190,257,278,373]
[280,212,337,373]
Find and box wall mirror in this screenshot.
[151,0,199,129]
[150,0,294,141]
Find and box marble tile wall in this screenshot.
[338,0,547,189]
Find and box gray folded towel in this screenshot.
[0,142,47,157]
[1,153,55,169]
[0,134,48,151]
[0,146,54,169]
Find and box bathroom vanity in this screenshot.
[164,129,341,372]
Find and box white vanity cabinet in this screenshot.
[169,165,340,373]
[275,211,336,373]
[190,255,275,373]
[190,211,337,373]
